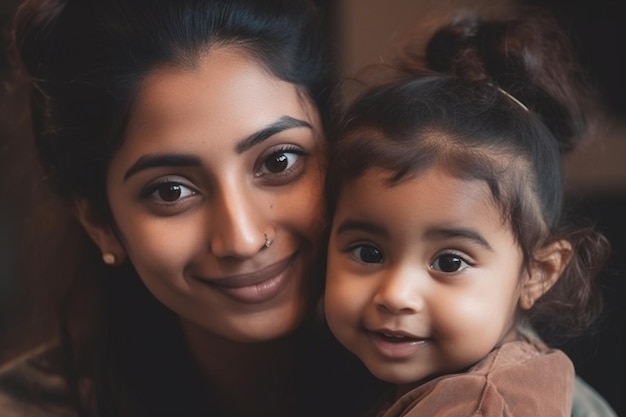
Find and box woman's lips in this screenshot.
[192,253,297,304]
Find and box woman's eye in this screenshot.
[148,182,196,203]
[264,152,295,173]
[258,148,304,176]
[431,253,470,273]
[350,244,384,264]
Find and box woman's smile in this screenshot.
[104,46,327,342]
[191,251,299,304]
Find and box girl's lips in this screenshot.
[192,253,298,304]
[366,329,429,360]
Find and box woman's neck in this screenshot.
[180,319,297,417]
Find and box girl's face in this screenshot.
[104,47,326,343]
[325,165,525,391]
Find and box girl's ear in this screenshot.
[74,198,126,266]
[519,240,572,310]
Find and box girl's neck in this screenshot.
[180,318,297,417]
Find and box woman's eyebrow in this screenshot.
[124,154,202,181]
[123,116,311,181]
[236,115,312,153]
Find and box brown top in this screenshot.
[374,340,575,417]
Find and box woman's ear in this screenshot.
[519,240,572,310]
[74,198,126,266]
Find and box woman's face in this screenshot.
[104,47,326,343]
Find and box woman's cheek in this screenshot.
[124,219,203,279]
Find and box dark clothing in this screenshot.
[0,337,616,417]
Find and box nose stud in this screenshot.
[264,233,273,248]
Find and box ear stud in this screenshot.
[102,253,116,265]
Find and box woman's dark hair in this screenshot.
[13,0,330,220]
[328,9,610,341]
[9,1,332,415]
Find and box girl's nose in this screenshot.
[209,188,269,259]
[373,268,425,315]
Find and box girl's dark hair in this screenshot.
[9,0,331,415]
[328,9,610,340]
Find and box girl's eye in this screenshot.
[431,253,470,273]
[146,181,196,203]
[350,244,384,264]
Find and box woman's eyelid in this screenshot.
[258,144,306,166]
[255,144,309,183]
[139,176,199,200]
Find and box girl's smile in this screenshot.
[365,329,430,360]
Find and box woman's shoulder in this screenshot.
[0,342,85,417]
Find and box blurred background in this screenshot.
[1,0,624,415]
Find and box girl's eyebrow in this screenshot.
[335,219,388,237]
[236,115,312,153]
[123,115,312,181]
[424,227,493,250]
[335,219,492,251]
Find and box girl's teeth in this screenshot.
[384,333,406,339]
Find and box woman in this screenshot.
[1,0,381,416]
[0,0,616,416]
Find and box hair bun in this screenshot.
[420,8,602,155]
[424,13,489,82]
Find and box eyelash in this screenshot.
[134,144,309,214]
[346,242,385,264]
[256,145,308,183]
[430,251,474,274]
[139,179,198,205]
[342,243,474,273]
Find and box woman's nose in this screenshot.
[209,187,268,259]
[373,267,425,315]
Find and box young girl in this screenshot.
[324,9,611,417]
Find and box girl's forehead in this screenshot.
[333,166,517,249]
[341,166,495,214]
